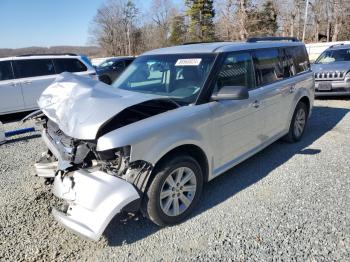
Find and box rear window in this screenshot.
[53,58,87,73]
[14,59,55,78]
[0,61,14,81]
[253,49,283,86]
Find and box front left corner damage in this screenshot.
[52,169,141,241]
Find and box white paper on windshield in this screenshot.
[175,58,202,66]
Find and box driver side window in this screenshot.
[215,52,255,93]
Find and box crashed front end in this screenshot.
[35,119,152,241]
[32,73,169,241]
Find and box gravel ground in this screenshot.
[0,98,349,261]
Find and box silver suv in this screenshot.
[312,44,350,96]
[32,37,314,241]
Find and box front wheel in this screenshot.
[283,102,308,143]
[142,155,203,226]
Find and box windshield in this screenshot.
[98,59,115,68]
[112,54,216,104]
[315,48,350,64]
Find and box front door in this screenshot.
[0,60,24,114]
[209,52,265,176]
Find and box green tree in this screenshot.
[169,15,187,45]
[247,0,278,37]
[185,0,215,42]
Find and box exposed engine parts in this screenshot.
[100,147,153,192]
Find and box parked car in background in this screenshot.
[33,37,314,241]
[312,44,350,96]
[96,57,134,84]
[0,54,97,115]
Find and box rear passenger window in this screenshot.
[280,48,297,78]
[14,59,55,78]
[253,49,283,86]
[216,52,255,90]
[53,59,87,73]
[0,61,14,81]
[286,46,310,74]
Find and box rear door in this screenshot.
[251,48,290,139]
[0,60,25,114]
[13,59,56,109]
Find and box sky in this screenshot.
[0,0,170,49]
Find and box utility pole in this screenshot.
[302,0,310,42]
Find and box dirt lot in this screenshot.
[0,98,349,261]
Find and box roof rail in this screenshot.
[17,53,78,57]
[247,37,300,43]
[329,43,345,48]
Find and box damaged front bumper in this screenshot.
[36,129,142,241]
[52,169,140,241]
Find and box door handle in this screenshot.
[252,100,260,108]
[22,80,32,84]
[8,82,17,86]
[289,85,296,93]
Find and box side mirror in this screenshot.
[211,86,249,101]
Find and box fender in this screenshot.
[97,103,213,166]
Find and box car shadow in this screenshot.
[104,105,349,246]
[0,110,35,124]
[105,104,350,246]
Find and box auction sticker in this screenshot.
[175,58,202,66]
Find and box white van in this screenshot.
[0,54,96,115]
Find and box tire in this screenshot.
[142,155,203,226]
[99,75,111,85]
[283,102,308,143]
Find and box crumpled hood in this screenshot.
[38,72,164,140]
[311,61,350,72]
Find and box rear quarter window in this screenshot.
[0,61,14,81]
[286,46,310,74]
[53,58,87,73]
[13,59,55,78]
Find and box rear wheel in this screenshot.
[283,102,308,143]
[142,155,203,226]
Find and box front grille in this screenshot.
[314,71,345,81]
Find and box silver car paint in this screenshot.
[97,72,314,181]
[38,72,165,140]
[311,45,350,96]
[52,169,140,241]
[37,41,314,241]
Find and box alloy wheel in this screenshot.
[294,108,306,138]
[159,167,197,217]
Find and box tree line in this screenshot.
[90,0,350,57]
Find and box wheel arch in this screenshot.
[144,144,209,193]
[298,96,311,115]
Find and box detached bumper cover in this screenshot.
[52,169,140,241]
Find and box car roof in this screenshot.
[142,41,305,55]
[0,55,82,62]
[107,57,134,61]
[328,44,350,50]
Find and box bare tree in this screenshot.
[151,0,177,47]
[90,0,138,56]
